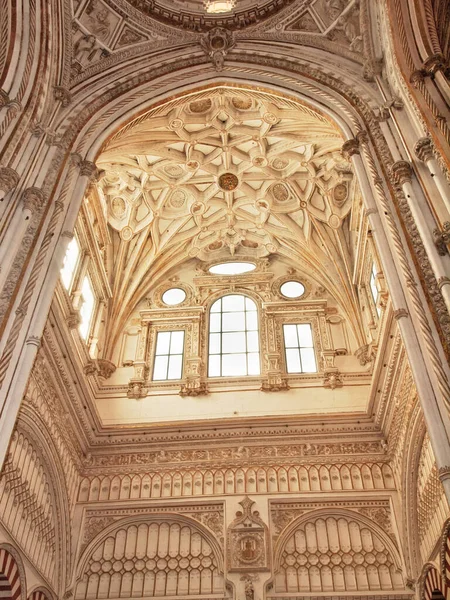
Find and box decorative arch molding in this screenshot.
[27,587,55,600]
[271,508,405,594]
[440,519,450,591]
[0,44,449,491]
[0,410,72,595]
[401,395,426,578]
[74,514,226,599]
[420,563,449,600]
[0,544,27,600]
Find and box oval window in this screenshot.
[280,281,305,299]
[209,262,256,275]
[162,288,186,306]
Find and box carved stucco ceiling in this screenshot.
[121,0,295,31]
[95,87,360,348]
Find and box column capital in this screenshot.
[393,308,409,320]
[21,187,45,213]
[341,138,360,160]
[0,166,20,193]
[71,153,98,180]
[390,160,413,187]
[414,137,435,163]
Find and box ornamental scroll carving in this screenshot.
[227,497,270,572]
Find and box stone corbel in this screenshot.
[261,374,289,392]
[355,344,375,366]
[83,361,97,376]
[179,357,208,397]
[433,222,450,256]
[376,97,403,121]
[179,380,208,397]
[96,359,116,379]
[321,349,337,370]
[127,379,148,399]
[53,86,72,107]
[323,369,343,390]
[261,352,289,392]
[66,310,81,329]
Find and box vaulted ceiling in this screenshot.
[93,87,364,353]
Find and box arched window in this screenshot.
[208,295,260,377]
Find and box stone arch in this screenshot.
[271,508,404,595]
[420,564,449,600]
[27,587,55,600]
[74,514,225,599]
[0,544,26,600]
[440,519,450,590]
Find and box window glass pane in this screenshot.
[222,311,245,332]
[170,331,184,354]
[222,332,246,354]
[286,348,301,373]
[245,297,257,311]
[211,298,221,313]
[209,355,221,377]
[60,237,80,290]
[79,276,95,340]
[246,331,259,352]
[209,333,221,355]
[208,294,260,378]
[153,330,185,381]
[297,324,313,347]
[156,331,171,355]
[246,311,258,331]
[153,355,169,380]
[210,313,221,332]
[222,294,245,312]
[222,353,247,376]
[280,280,305,299]
[168,355,183,380]
[283,324,298,348]
[247,353,260,375]
[300,348,317,373]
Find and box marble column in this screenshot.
[0,187,44,291]
[342,137,450,500]
[390,159,450,313]
[414,137,450,215]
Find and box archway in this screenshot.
[0,547,23,600]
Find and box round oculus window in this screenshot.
[162,288,186,306]
[209,262,256,275]
[280,281,305,299]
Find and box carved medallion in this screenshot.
[218,172,239,191]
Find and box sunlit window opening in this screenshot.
[209,262,256,275]
[79,276,95,340]
[153,331,185,381]
[283,323,317,373]
[60,236,80,290]
[280,280,305,299]
[208,295,260,377]
[370,263,381,317]
[162,288,186,306]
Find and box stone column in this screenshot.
[414,137,450,215]
[342,137,450,500]
[0,158,97,470]
[390,160,450,313]
[0,187,44,291]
